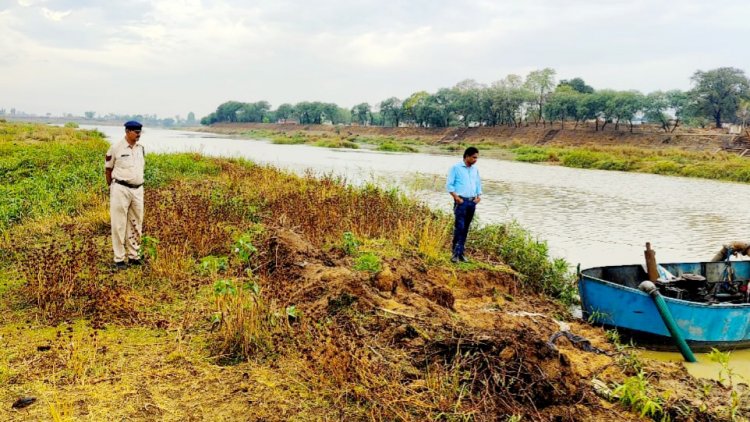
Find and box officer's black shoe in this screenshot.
[129,258,143,266]
[115,261,128,270]
[459,255,469,263]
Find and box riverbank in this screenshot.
[203,123,750,184]
[1,121,746,420]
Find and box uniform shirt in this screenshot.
[105,138,145,185]
[446,161,482,198]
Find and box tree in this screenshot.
[379,97,403,127]
[489,75,532,127]
[610,90,644,132]
[545,86,582,129]
[558,77,594,94]
[351,103,371,125]
[738,99,750,131]
[84,111,96,119]
[186,112,196,124]
[451,79,484,126]
[524,68,556,126]
[643,91,672,132]
[403,91,430,127]
[689,67,750,128]
[275,103,295,122]
[215,101,244,122]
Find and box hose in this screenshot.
[638,280,697,363]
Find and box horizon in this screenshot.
[2,0,748,119]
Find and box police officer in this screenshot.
[105,121,146,270]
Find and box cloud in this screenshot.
[40,7,71,21]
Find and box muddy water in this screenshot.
[639,349,750,383]
[93,125,750,378]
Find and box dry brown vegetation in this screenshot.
[2,123,748,420]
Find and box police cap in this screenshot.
[124,120,143,130]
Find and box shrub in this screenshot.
[469,222,576,305]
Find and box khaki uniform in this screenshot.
[105,138,145,263]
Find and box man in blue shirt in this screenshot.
[446,146,482,263]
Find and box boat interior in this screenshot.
[582,261,750,304]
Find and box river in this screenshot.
[91,124,750,380]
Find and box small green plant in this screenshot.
[213,279,237,296]
[199,255,228,275]
[708,348,741,419]
[354,252,381,273]
[233,232,258,264]
[612,371,665,420]
[139,235,159,260]
[587,310,610,325]
[64,122,79,128]
[708,348,735,387]
[341,231,360,255]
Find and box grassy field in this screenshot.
[1,121,742,421]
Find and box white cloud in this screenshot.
[40,7,71,21]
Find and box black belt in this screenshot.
[459,196,476,201]
[114,180,143,189]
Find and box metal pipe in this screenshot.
[638,280,697,363]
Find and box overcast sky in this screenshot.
[2,0,748,119]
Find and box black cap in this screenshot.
[124,120,142,130]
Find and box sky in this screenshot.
[1,0,749,119]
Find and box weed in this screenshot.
[211,279,284,363]
[199,255,228,275]
[139,235,159,260]
[469,222,577,305]
[341,231,360,255]
[612,371,666,420]
[354,252,381,273]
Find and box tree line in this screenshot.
[201,67,750,131]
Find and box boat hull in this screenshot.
[579,262,750,351]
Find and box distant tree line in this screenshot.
[201,67,750,131]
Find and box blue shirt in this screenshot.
[446,161,482,197]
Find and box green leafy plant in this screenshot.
[213,279,237,296]
[612,371,665,420]
[139,235,159,260]
[354,252,381,273]
[233,232,258,264]
[199,255,228,275]
[341,231,360,256]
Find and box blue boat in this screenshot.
[579,261,750,351]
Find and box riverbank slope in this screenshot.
[1,121,745,420]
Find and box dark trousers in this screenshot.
[451,198,476,257]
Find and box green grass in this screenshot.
[509,144,750,183]
[0,122,109,232]
[0,122,225,234]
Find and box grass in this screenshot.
[509,144,750,183]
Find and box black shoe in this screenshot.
[114,261,127,270]
[451,255,460,263]
[129,258,143,266]
[459,255,469,263]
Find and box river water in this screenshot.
[92,125,750,379]
[92,125,750,269]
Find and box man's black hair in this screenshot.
[463,146,479,158]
